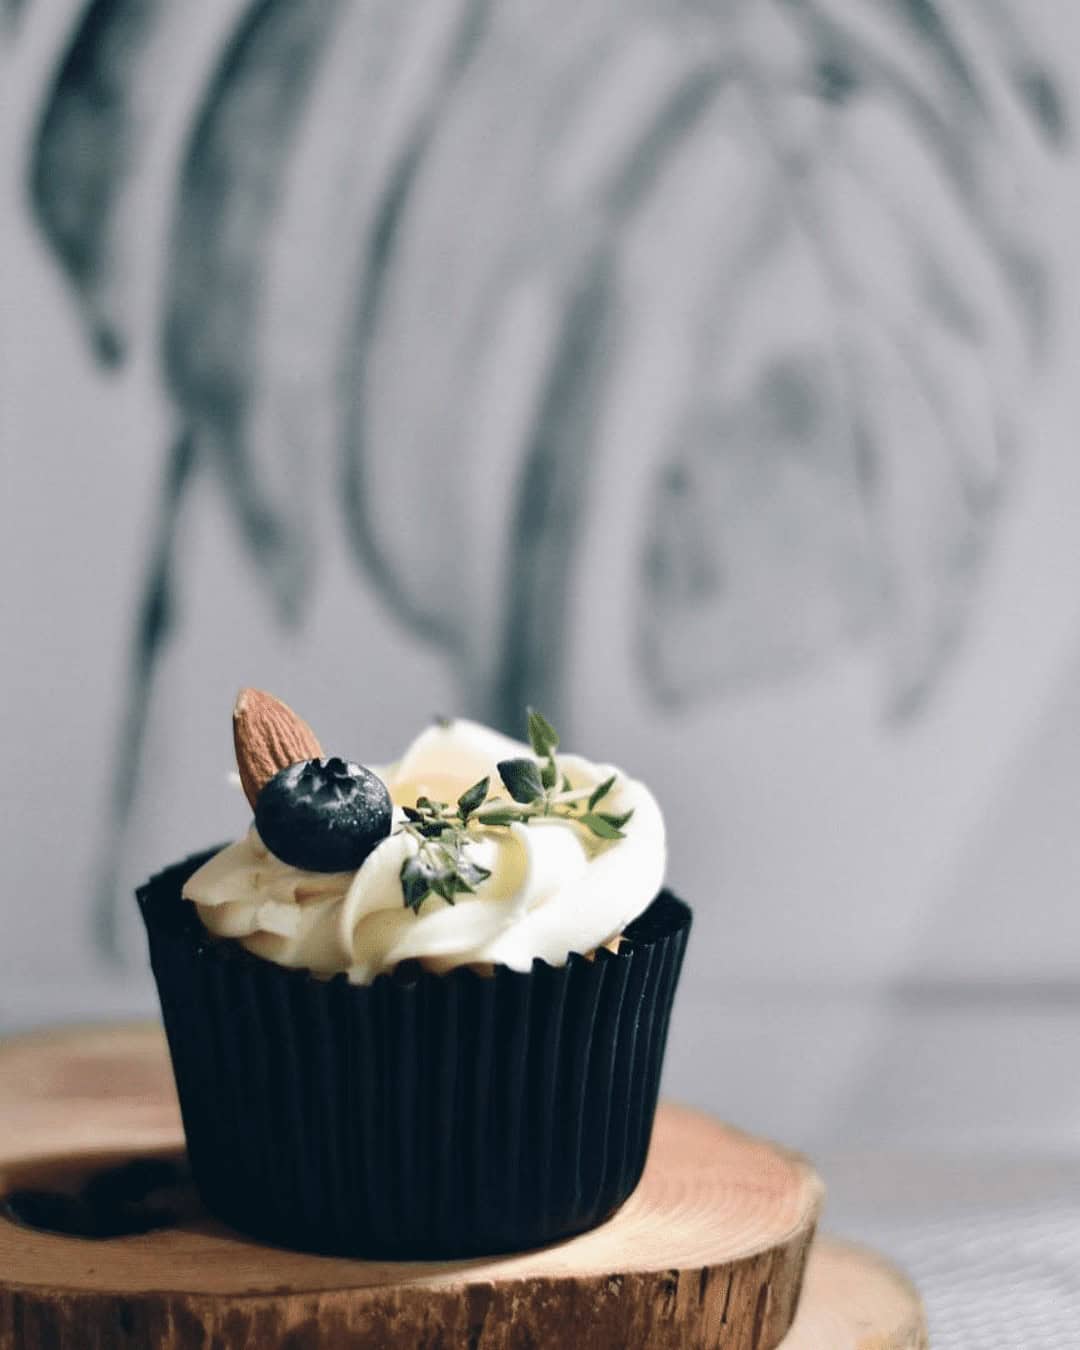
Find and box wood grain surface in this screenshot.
[783,1239,928,1350]
[0,1024,923,1349]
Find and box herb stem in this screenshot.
[394,711,631,910]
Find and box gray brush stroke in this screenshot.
[340,0,493,653]
[786,0,1058,345]
[493,66,731,731]
[163,0,346,624]
[889,0,985,112]
[975,0,1069,144]
[28,0,167,362]
[491,260,617,730]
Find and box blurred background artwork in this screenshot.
[3,2,1080,1321]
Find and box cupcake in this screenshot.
[137,690,691,1258]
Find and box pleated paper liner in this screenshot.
[137,850,692,1259]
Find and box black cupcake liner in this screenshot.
[136,850,691,1259]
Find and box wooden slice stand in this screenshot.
[0,1026,927,1349]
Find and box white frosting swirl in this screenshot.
[182,719,665,983]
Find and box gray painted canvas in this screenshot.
[17,0,1067,960]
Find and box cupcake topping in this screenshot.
[254,758,392,873]
[233,687,322,808]
[182,692,666,982]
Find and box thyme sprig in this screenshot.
[396,709,633,911]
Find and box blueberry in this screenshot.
[255,757,393,872]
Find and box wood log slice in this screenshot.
[782,1239,928,1350]
[0,1024,909,1349]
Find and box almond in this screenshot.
[233,688,323,808]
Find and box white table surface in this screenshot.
[820,1150,1080,1349]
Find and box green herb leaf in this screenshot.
[497,757,545,803]
[457,776,490,819]
[587,775,616,811]
[475,807,526,826]
[561,773,573,793]
[457,858,492,889]
[598,808,634,830]
[400,855,433,911]
[431,869,459,903]
[540,759,558,789]
[402,805,424,823]
[526,708,559,758]
[580,812,627,840]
